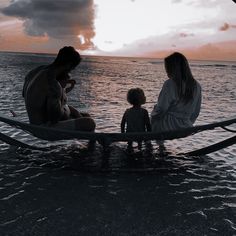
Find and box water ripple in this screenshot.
[0,53,235,235]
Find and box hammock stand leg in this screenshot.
[184,135,236,156]
[0,132,46,151]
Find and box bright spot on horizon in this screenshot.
[93,0,219,52]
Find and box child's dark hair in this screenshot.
[127,88,146,106]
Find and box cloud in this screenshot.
[171,0,182,3]
[179,32,195,38]
[219,22,236,31]
[144,40,236,61]
[220,23,230,31]
[1,0,96,50]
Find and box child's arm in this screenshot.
[144,110,152,132]
[120,111,127,133]
[68,105,82,118]
[65,79,76,93]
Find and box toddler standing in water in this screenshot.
[121,88,151,151]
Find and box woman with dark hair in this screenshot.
[151,52,202,149]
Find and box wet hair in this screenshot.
[164,52,196,103]
[127,88,146,106]
[53,46,81,68]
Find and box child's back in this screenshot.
[121,88,151,151]
[123,107,150,132]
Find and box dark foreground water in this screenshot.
[0,52,235,235]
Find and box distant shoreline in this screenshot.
[0,50,235,63]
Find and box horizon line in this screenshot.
[0,49,235,63]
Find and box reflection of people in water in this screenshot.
[22,46,96,132]
[121,88,151,151]
[151,52,202,150]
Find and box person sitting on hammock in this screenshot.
[151,52,202,151]
[22,46,95,132]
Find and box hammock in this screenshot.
[0,113,236,155]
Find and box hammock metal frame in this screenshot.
[0,113,235,156]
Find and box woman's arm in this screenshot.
[190,85,202,123]
[151,80,174,120]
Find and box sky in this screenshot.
[0,0,236,60]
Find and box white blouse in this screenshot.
[151,78,202,132]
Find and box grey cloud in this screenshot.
[179,32,195,38]
[185,0,220,7]
[171,0,182,3]
[1,0,95,49]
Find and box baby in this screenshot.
[121,88,151,151]
[58,74,89,119]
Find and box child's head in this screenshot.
[127,88,146,106]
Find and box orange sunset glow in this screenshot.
[0,0,236,60]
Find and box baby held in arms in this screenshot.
[121,88,151,152]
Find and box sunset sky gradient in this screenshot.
[0,0,236,60]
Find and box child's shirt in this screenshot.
[121,107,151,133]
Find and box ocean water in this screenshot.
[0,52,235,235]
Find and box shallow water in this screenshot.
[0,52,235,235]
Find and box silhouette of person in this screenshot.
[121,88,151,151]
[151,52,201,150]
[22,46,95,132]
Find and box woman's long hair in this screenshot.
[164,52,196,103]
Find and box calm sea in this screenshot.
[0,52,235,235]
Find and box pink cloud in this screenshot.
[144,40,236,61]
